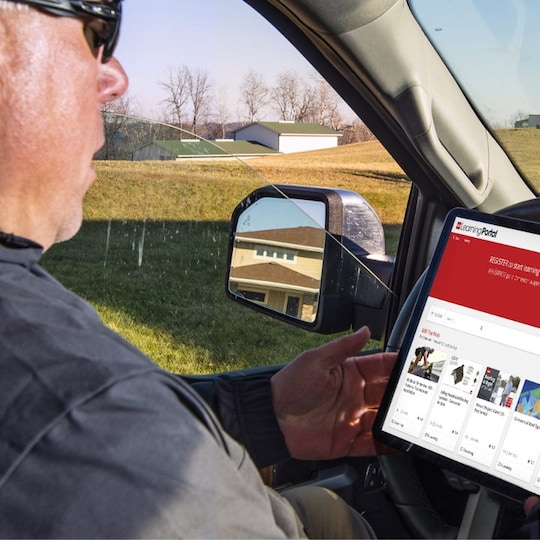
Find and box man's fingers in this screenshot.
[341,351,396,408]
[349,433,377,456]
[345,409,398,456]
[362,379,391,408]
[347,351,397,406]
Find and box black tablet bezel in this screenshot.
[374,207,540,502]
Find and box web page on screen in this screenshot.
[382,214,540,494]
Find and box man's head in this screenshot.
[0,0,128,249]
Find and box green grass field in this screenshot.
[496,129,540,188]
[41,131,539,374]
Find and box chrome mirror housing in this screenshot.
[226,184,394,336]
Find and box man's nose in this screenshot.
[99,57,129,103]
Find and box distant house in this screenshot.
[132,139,278,161]
[514,115,540,128]
[229,226,325,322]
[234,121,341,154]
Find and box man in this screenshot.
[0,1,396,537]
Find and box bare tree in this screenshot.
[507,109,530,128]
[214,85,230,139]
[307,77,344,130]
[240,69,269,123]
[271,71,298,121]
[99,94,139,159]
[160,66,190,129]
[340,118,376,144]
[188,67,213,135]
[295,85,315,122]
[101,94,137,117]
[160,65,214,136]
[271,71,318,122]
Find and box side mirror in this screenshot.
[226,185,394,337]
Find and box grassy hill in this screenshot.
[85,140,410,225]
[495,129,540,189]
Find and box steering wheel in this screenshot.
[378,199,540,539]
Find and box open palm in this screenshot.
[271,327,396,460]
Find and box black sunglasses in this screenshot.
[6,0,122,62]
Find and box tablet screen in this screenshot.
[374,208,540,500]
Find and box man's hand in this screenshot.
[271,326,396,460]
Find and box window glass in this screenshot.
[411,0,540,190]
[41,0,410,374]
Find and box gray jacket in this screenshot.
[0,235,305,538]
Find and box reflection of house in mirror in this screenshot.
[230,226,325,322]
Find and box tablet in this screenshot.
[374,207,540,501]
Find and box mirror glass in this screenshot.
[229,197,326,323]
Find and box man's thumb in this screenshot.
[317,326,372,368]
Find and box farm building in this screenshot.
[132,139,278,161]
[514,115,540,128]
[132,122,342,161]
[234,121,341,154]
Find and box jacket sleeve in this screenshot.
[0,371,302,539]
[183,371,290,468]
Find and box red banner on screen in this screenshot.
[430,233,540,328]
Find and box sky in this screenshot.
[237,198,326,232]
[411,0,540,126]
[114,0,540,127]
[115,0,319,119]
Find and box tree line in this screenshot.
[101,64,375,150]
